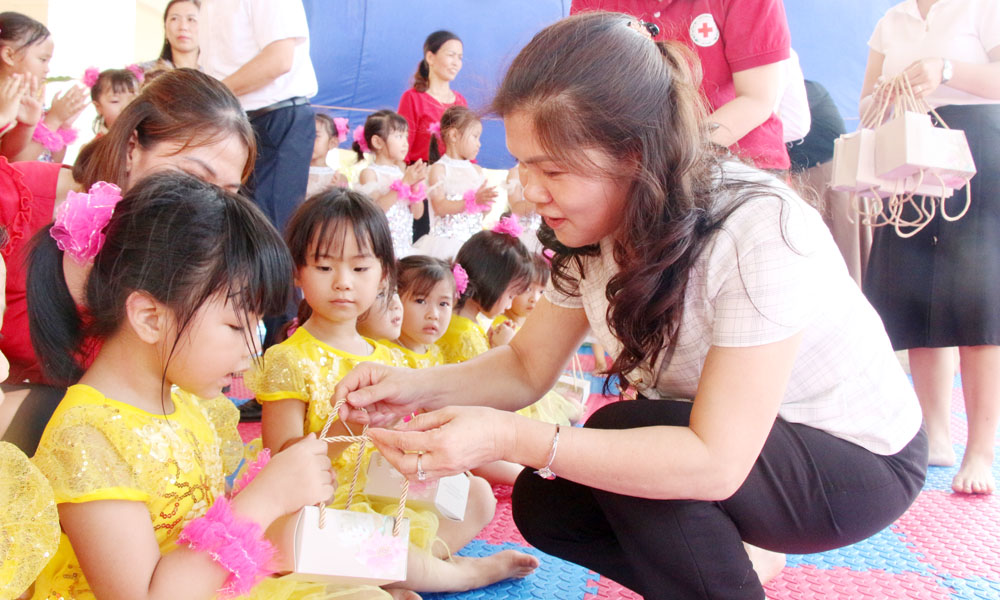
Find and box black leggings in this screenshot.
[512,400,927,599]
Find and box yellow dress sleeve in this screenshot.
[189,392,245,478]
[33,404,149,504]
[244,341,312,403]
[0,442,59,600]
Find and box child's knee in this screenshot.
[466,474,497,525]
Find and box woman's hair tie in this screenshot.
[49,181,123,263]
[452,263,469,296]
[491,215,523,238]
[352,125,370,153]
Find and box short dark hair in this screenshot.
[0,12,50,51]
[353,109,408,162]
[397,255,455,300]
[454,231,532,312]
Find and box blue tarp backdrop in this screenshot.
[304,1,897,169]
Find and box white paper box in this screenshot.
[269,505,409,586]
[364,452,470,521]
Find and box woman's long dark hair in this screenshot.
[412,30,461,93]
[159,0,201,64]
[492,12,775,387]
[28,173,292,386]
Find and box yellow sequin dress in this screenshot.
[437,314,580,426]
[244,326,439,552]
[380,340,446,369]
[0,442,59,600]
[30,385,243,600]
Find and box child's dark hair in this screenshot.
[0,12,50,52]
[90,68,141,131]
[27,172,293,386]
[429,105,480,163]
[284,188,396,322]
[412,30,462,93]
[530,252,551,287]
[352,109,408,162]
[315,112,336,138]
[397,255,456,300]
[454,231,532,312]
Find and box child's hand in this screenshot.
[47,86,89,126]
[0,74,28,133]
[475,181,498,208]
[403,160,428,185]
[17,75,43,126]
[489,320,516,347]
[247,433,336,518]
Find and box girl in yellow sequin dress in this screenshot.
[28,174,336,600]
[382,256,456,369]
[246,189,537,597]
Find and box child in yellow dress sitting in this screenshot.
[29,174,335,600]
[381,255,457,369]
[246,189,537,598]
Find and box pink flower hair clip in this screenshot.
[452,263,469,296]
[50,181,123,263]
[353,125,370,154]
[333,117,349,144]
[126,64,145,84]
[492,215,523,238]
[82,67,100,89]
[542,248,555,265]
[427,121,441,139]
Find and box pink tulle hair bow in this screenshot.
[452,263,469,296]
[82,67,100,88]
[50,181,123,263]
[542,248,555,265]
[333,117,349,143]
[126,63,145,84]
[427,121,441,138]
[492,215,523,238]
[353,125,370,153]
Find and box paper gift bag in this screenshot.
[874,112,976,186]
[268,505,410,586]
[365,451,470,521]
[831,130,890,198]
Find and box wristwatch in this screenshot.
[941,58,954,84]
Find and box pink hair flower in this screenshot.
[126,63,145,84]
[82,67,100,89]
[491,215,523,238]
[542,248,555,265]
[333,117,349,143]
[353,125,370,153]
[427,121,441,137]
[50,181,123,263]
[452,263,469,296]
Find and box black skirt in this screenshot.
[864,104,1000,350]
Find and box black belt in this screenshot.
[246,96,310,120]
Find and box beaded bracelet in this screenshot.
[177,497,276,598]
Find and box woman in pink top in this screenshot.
[398,30,468,239]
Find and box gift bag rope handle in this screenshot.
[316,400,408,537]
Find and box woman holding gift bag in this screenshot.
[333,13,928,600]
[860,0,1000,495]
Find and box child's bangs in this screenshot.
[402,271,448,300]
[308,216,376,263]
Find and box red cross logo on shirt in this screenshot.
[689,13,720,47]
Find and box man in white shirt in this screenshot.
[199,0,318,233]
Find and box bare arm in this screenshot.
[336,298,590,422]
[58,436,334,600]
[222,38,300,98]
[358,168,400,212]
[372,333,802,501]
[427,163,465,216]
[708,61,784,147]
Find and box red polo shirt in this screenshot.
[571,0,791,170]
[397,88,468,164]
